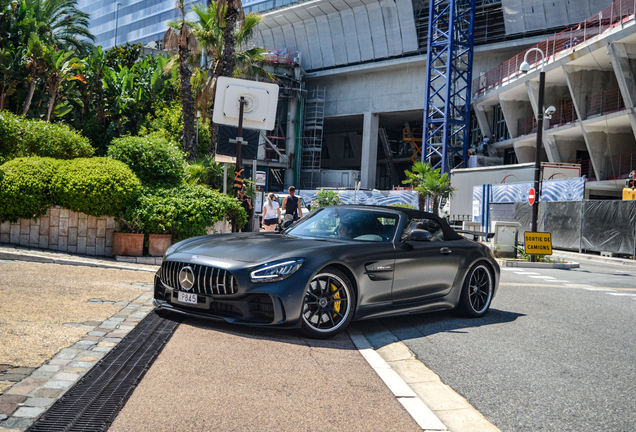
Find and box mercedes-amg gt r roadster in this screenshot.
[153,205,500,338]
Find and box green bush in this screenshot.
[107,135,185,186]
[122,184,247,240]
[52,158,142,217]
[0,111,94,164]
[0,157,61,222]
[313,189,342,208]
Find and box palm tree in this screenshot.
[403,161,455,212]
[189,3,270,155]
[163,0,199,162]
[29,0,95,55]
[43,49,84,121]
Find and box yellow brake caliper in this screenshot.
[331,282,341,316]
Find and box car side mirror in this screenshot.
[307,204,311,211]
[408,229,432,242]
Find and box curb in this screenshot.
[347,330,449,432]
[552,250,636,267]
[496,259,579,269]
[0,247,159,273]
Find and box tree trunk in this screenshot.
[21,80,36,116]
[46,82,60,121]
[0,91,6,111]
[418,194,426,212]
[219,6,238,78]
[209,118,218,156]
[432,196,440,215]
[179,36,197,162]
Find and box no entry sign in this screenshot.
[528,188,536,205]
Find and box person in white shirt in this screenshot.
[262,193,281,232]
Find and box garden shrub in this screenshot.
[313,189,342,208]
[0,157,61,222]
[107,134,185,186]
[0,111,94,164]
[52,158,142,217]
[122,184,247,240]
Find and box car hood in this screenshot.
[168,233,341,264]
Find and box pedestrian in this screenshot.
[262,193,281,232]
[282,186,303,222]
[238,186,253,232]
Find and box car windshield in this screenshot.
[284,207,398,242]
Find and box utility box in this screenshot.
[490,221,519,258]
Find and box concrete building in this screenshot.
[250,0,630,193]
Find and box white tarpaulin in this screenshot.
[502,0,614,35]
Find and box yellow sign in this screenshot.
[524,232,552,255]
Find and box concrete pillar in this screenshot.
[285,97,298,187]
[543,135,562,163]
[360,112,379,189]
[498,95,533,139]
[586,131,609,180]
[474,104,492,139]
[607,42,636,144]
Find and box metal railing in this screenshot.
[576,158,596,180]
[585,88,626,118]
[473,0,636,97]
[606,151,636,179]
[517,115,537,136]
[549,100,578,128]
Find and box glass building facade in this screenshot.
[78,0,201,49]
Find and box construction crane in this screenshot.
[422,0,477,173]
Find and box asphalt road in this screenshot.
[371,261,636,431]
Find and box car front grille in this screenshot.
[160,261,238,295]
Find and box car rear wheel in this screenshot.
[301,267,355,338]
[457,262,493,318]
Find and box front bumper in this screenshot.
[153,263,313,327]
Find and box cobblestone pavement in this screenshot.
[0,244,159,432]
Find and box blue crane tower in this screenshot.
[422,0,477,173]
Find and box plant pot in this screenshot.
[112,232,144,256]
[148,234,172,257]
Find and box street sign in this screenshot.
[524,231,552,255]
[528,188,536,205]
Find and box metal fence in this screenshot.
[517,115,537,136]
[549,100,578,128]
[606,151,636,179]
[473,0,636,96]
[491,200,636,255]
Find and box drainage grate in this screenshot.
[27,311,180,432]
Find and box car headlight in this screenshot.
[250,259,305,283]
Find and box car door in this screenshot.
[392,217,463,304]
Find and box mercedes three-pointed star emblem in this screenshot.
[179,266,196,291]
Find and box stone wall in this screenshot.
[0,207,115,257]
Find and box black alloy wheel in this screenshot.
[457,262,493,318]
[301,267,355,338]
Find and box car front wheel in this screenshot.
[301,267,355,338]
[457,262,494,318]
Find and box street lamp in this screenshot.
[114,2,122,47]
[519,47,546,261]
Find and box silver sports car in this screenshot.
[153,205,500,338]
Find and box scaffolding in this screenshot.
[301,87,326,188]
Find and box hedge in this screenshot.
[0,157,61,222]
[0,111,94,164]
[52,158,142,217]
[121,184,247,241]
[107,134,185,186]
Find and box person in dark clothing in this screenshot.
[238,187,253,232]
[282,186,303,221]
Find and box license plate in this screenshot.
[177,291,198,305]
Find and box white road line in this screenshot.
[564,283,593,287]
[528,276,556,279]
[585,288,613,291]
[513,272,540,275]
[607,293,636,297]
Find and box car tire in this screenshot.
[301,267,356,339]
[456,262,494,318]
